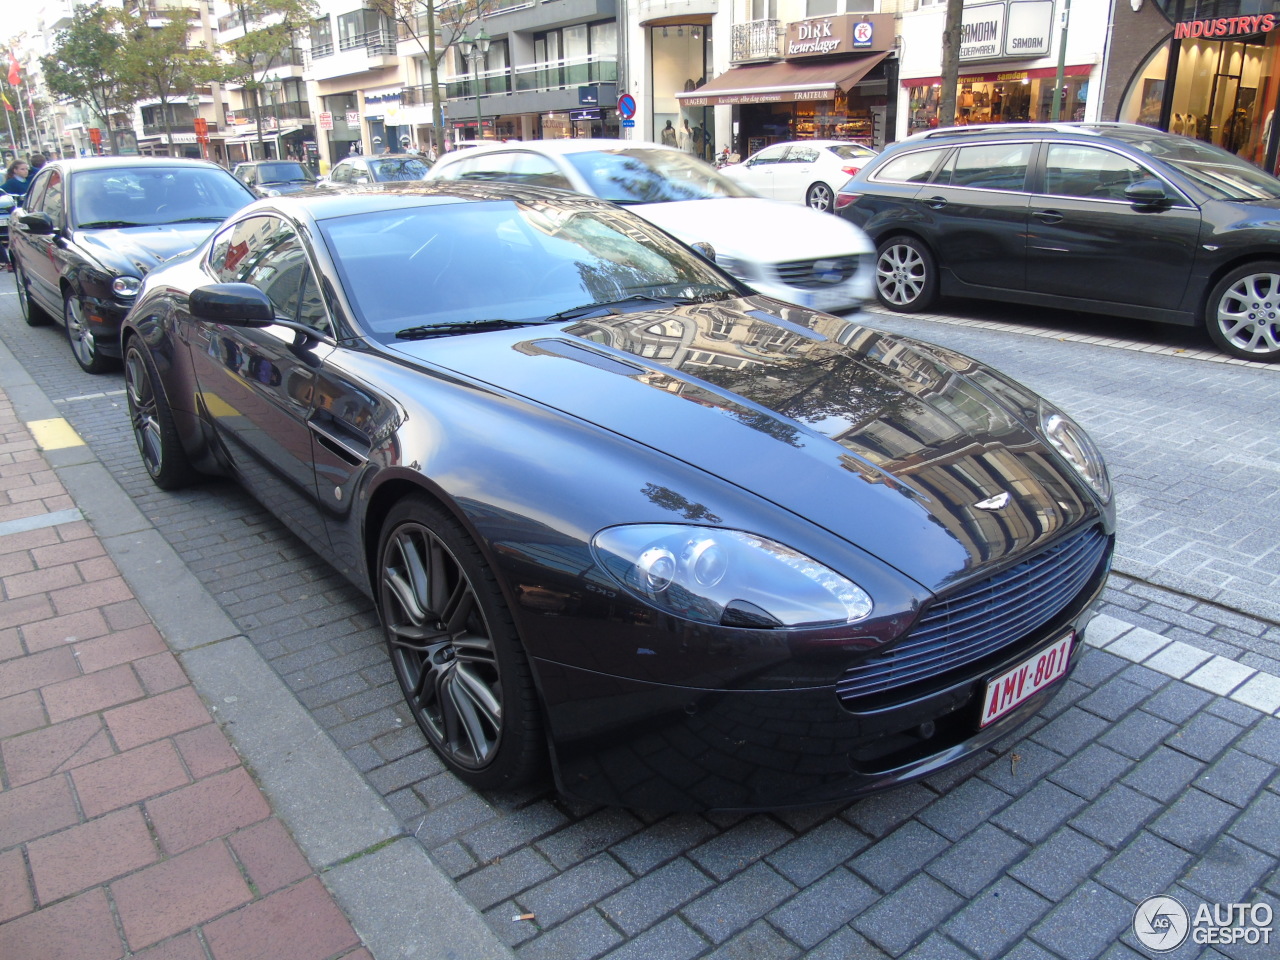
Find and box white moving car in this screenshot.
[720,140,878,212]
[426,139,875,313]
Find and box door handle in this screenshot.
[1033,210,1064,224]
[921,196,948,210]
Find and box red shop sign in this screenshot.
[1174,14,1277,40]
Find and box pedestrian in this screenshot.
[2,158,32,199]
[28,152,46,175]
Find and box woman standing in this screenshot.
[2,158,32,199]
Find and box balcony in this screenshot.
[143,122,197,137]
[446,56,617,100]
[732,19,783,62]
[338,29,396,56]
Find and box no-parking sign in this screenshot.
[617,93,637,120]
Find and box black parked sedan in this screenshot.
[9,156,255,372]
[232,159,318,197]
[121,182,1114,810]
[837,122,1280,361]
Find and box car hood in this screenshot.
[76,223,218,275]
[387,301,1100,591]
[633,197,874,261]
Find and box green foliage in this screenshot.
[222,0,319,89]
[39,4,131,128]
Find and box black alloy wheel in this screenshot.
[65,293,118,374]
[805,182,835,212]
[14,262,49,327]
[874,235,939,312]
[379,495,543,791]
[124,339,197,490]
[1206,263,1280,362]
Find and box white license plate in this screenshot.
[980,632,1074,728]
[800,286,851,312]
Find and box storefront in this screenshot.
[677,14,895,158]
[1118,5,1280,173]
[905,64,1093,133]
[650,20,716,162]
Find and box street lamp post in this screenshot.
[457,27,491,143]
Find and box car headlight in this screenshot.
[112,276,142,297]
[1040,402,1111,503]
[592,524,873,628]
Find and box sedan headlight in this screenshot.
[112,276,142,297]
[593,524,873,628]
[1040,402,1111,503]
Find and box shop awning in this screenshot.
[223,125,303,145]
[676,52,890,107]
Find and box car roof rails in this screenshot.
[907,121,1158,141]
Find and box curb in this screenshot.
[0,336,514,960]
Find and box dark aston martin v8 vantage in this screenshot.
[121,182,1115,810]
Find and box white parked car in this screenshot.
[720,140,879,212]
[427,139,874,312]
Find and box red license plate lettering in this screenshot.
[981,633,1074,728]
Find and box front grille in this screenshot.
[837,525,1110,704]
[774,254,865,288]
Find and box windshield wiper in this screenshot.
[164,216,229,223]
[545,293,727,323]
[395,318,551,340]
[78,220,145,229]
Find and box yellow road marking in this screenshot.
[27,418,86,450]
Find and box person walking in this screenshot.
[2,158,31,199]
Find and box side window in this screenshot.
[937,143,1032,192]
[240,167,257,186]
[784,145,820,164]
[1044,145,1147,200]
[24,170,54,214]
[208,216,330,333]
[749,144,789,167]
[872,147,949,184]
[510,153,572,190]
[450,152,520,183]
[330,162,352,184]
[41,172,66,227]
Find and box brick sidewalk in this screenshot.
[0,390,370,960]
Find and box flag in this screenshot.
[7,51,19,87]
[0,92,12,113]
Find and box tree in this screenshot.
[368,0,488,156]
[938,0,963,129]
[220,0,318,159]
[118,8,219,156]
[40,5,133,144]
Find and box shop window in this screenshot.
[806,0,838,15]
[872,147,949,184]
[937,143,1031,191]
[1044,146,1146,201]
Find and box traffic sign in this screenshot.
[622,119,635,128]
[617,93,636,120]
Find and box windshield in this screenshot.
[369,157,431,181]
[1134,136,1280,201]
[255,162,315,183]
[72,166,253,229]
[318,198,739,339]
[566,148,755,203]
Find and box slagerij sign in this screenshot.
[961,0,1054,61]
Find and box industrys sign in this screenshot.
[1173,15,1277,40]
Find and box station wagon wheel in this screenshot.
[1206,263,1280,362]
[14,263,50,326]
[64,292,118,374]
[805,182,834,212]
[123,339,197,490]
[875,235,938,312]
[379,496,543,791]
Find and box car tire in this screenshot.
[124,339,197,490]
[875,235,939,312]
[379,495,544,791]
[805,182,835,212]
[14,262,50,327]
[1205,263,1280,362]
[65,292,118,374]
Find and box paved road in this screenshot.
[3,283,1278,960]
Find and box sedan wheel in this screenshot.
[1206,264,1280,361]
[124,340,196,490]
[805,182,834,212]
[64,293,118,374]
[14,263,49,327]
[379,496,542,791]
[875,235,939,312]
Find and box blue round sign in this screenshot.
[617,94,637,120]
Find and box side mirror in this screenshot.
[1124,179,1170,206]
[690,241,716,262]
[18,212,55,235]
[189,283,275,326]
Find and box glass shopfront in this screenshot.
[651,22,715,162]
[906,67,1090,133]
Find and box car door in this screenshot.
[1026,143,1200,310]
[772,143,822,203]
[184,214,336,554]
[12,167,65,316]
[731,143,790,198]
[920,141,1033,291]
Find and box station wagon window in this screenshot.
[1043,145,1147,201]
[208,216,328,333]
[872,148,949,184]
[936,143,1032,191]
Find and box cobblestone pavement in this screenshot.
[3,284,1279,960]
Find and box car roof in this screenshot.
[265,179,612,221]
[441,138,668,160]
[903,121,1170,144]
[43,156,230,174]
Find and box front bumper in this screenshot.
[536,600,1102,811]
